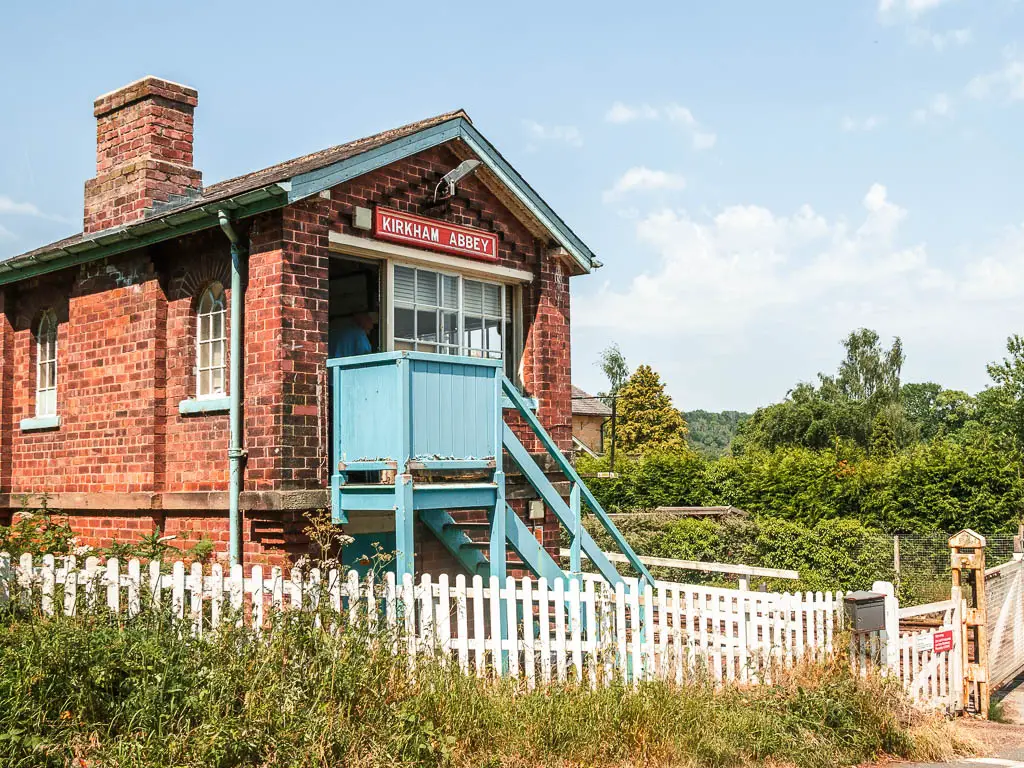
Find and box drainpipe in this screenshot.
[218,211,247,567]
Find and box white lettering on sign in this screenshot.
[373,207,499,262]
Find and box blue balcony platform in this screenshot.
[328,351,652,589]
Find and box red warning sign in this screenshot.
[932,629,954,653]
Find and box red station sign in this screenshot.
[373,207,499,263]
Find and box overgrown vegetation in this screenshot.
[0,603,970,768]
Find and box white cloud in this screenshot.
[913,92,952,121]
[604,101,717,150]
[0,223,13,240]
[0,195,72,223]
[967,53,1024,101]
[603,167,686,202]
[605,102,659,123]
[522,120,583,148]
[878,0,955,21]
[841,115,884,132]
[908,26,972,50]
[573,179,1024,382]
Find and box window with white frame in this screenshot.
[196,283,227,398]
[392,265,518,378]
[35,310,58,418]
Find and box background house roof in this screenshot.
[571,385,611,417]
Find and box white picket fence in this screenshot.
[3,552,854,687]
[7,551,975,708]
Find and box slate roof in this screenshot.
[571,386,612,417]
[1,110,468,271]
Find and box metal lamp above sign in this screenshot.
[373,207,499,263]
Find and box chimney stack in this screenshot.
[83,76,202,234]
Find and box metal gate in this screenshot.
[986,556,1024,691]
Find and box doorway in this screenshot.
[329,255,382,356]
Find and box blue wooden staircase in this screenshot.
[328,351,653,588]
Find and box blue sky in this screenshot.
[2,0,1024,411]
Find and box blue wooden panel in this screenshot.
[337,361,401,462]
[409,358,497,460]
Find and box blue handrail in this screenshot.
[501,378,654,586]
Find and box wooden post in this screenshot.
[893,535,901,595]
[949,529,988,717]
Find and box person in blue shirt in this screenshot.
[329,312,376,358]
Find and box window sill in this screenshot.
[20,415,61,432]
[179,396,231,415]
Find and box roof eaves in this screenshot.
[0,183,289,286]
[286,116,595,274]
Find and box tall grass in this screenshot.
[0,604,965,768]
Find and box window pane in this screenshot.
[442,275,458,309]
[212,341,224,367]
[464,280,483,314]
[442,312,459,346]
[464,315,483,351]
[416,309,438,343]
[485,318,502,354]
[198,370,211,397]
[212,311,224,340]
[394,266,416,305]
[505,286,513,321]
[394,339,415,352]
[416,270,438,306]
[199,342,211,369]
[394,307,415,340]
[212,367,224,394]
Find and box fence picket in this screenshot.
[251,564,264,635]
[522,576,535,688]
[506,576,519,678]
[455,574,469,673]
[539,577,552,684]
[471,575,485,676]
[190,561,204,636]
[438,574,452,659]
[210,563,224,628]
[568,578,582,682]
[553,578,568,682]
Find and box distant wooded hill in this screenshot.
[683,410,750,457]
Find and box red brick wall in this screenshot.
[84,78,202,234]
[0,141,576,569]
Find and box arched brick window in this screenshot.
[35,309,58,418]
[196,283,226,398]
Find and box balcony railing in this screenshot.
[327,351,653,588]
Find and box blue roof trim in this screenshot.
[287,117,595,273]
[456,121,593,272]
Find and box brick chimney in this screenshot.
[83,76,202,234]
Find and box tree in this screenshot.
[819,328,904,406]
[736,328,909,453]
[615,364,689,454]
[981,334,1024,450]
[597,343,630,397]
